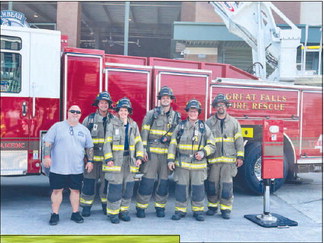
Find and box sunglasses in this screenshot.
[69,110,81,114]
[216,103,226,108]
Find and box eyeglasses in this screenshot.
[69,110,81,114]
[216,103,226,108]
[69,126,74,136]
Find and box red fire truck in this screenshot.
[1,25,322,194]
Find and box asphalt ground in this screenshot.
[1,172,322,242]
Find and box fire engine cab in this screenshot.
[1,23,322,195]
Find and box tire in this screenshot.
[234,142,288,195]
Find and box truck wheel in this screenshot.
[235,142,288,195]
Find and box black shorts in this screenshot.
[49,172,84,190]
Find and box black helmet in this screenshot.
[212,93,231,108]
[92,91,113,107]
[157,86,175,100]
[185,99,202,114]
[115,97,133,114]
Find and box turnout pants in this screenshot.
[173,167,207,213]
[136,153,170,209]
[206,163,237,211]
[105,156,135,215]
[80,162,108,207]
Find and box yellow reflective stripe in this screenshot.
[220,204,232,210]
[167,132,172,136]
[104,152,113,160]
[93,156,104,162]
[107,208,119,215]
[102,165,121,172]
[149,129,167,135]
[215,137,234,142]
[120,206,129,211]
[101,198,107,203]
[192,206,204,211]
[80,198,93,205]
[170,139,177,145]
[215,137,222,142]
[207,202,219,208]
[129,145,135,151]
[112,145,124,150]
[142,125,150,130]
[208,157,236,163]
[136,151,144,157]
[93,138,105,143]
[130,166,139,173]
[175,161,207,169]
[235,132,243,139]
[204,146,212,156]
[134,136,141,144]
[149,147,168,154]
[136,202,149,209]
[168,153,175,160]
[237,151,244,157]
[178,144,199,150]
[143,141,147,146]
[207,139,215,144]
[155,203,166,208]
[105,137,112,143]
[175,207,187,213]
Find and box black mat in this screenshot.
[244,213,298,228]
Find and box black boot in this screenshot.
[81,206,91,217]
[206,206,218,216]
[193,211,205,221]
[109,214,120,224]
[221,209,231,219]
[155,207,165,218]
[119,211,131,221]
[102,204,107,215]
[49,213,59,225]
[171,211,186,220]
[136,207,146,218]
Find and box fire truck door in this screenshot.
[1,30,31,175]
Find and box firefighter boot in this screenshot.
[136,207,146,218]
[155,207,165,217]
[109,214,120,224]
[206,207,218,216]
[171,211,186,220]
[221,209,231,219]
[193,211,205,221]
[119,211,131,221]
[81,206,91,217]
[102,204,107,215]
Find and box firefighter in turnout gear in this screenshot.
[80,91,115,217]
[103,97,144,224]
[205,94,244,219]
[168,99,216,221]
[136,86,181,218]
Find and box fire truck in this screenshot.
[1,24,322,195]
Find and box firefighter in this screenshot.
[205,94,244,219]
[135,86,181,218]
[103,97,144,224]
[167,99,215,221]
[80,91,115,217]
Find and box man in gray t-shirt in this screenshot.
[43,105,94,225]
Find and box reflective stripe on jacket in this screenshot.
[82,111,115,162]
[103,117,144,173]
[167,119,216,170]
[141,107,180,154]
[206,114,244,164]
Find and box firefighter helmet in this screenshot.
[92,91,113,107]
[115,97,133,114]
[157,86,175,100]
[212,93,231,108]
[185,99,202,114]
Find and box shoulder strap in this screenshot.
[86,113,96,132]
[176,120,187,143]
[198,120,206,135]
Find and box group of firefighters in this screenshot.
[79,86,244,224]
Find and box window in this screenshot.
[1,36,22,93]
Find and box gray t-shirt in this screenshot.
[44,120,93,175]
